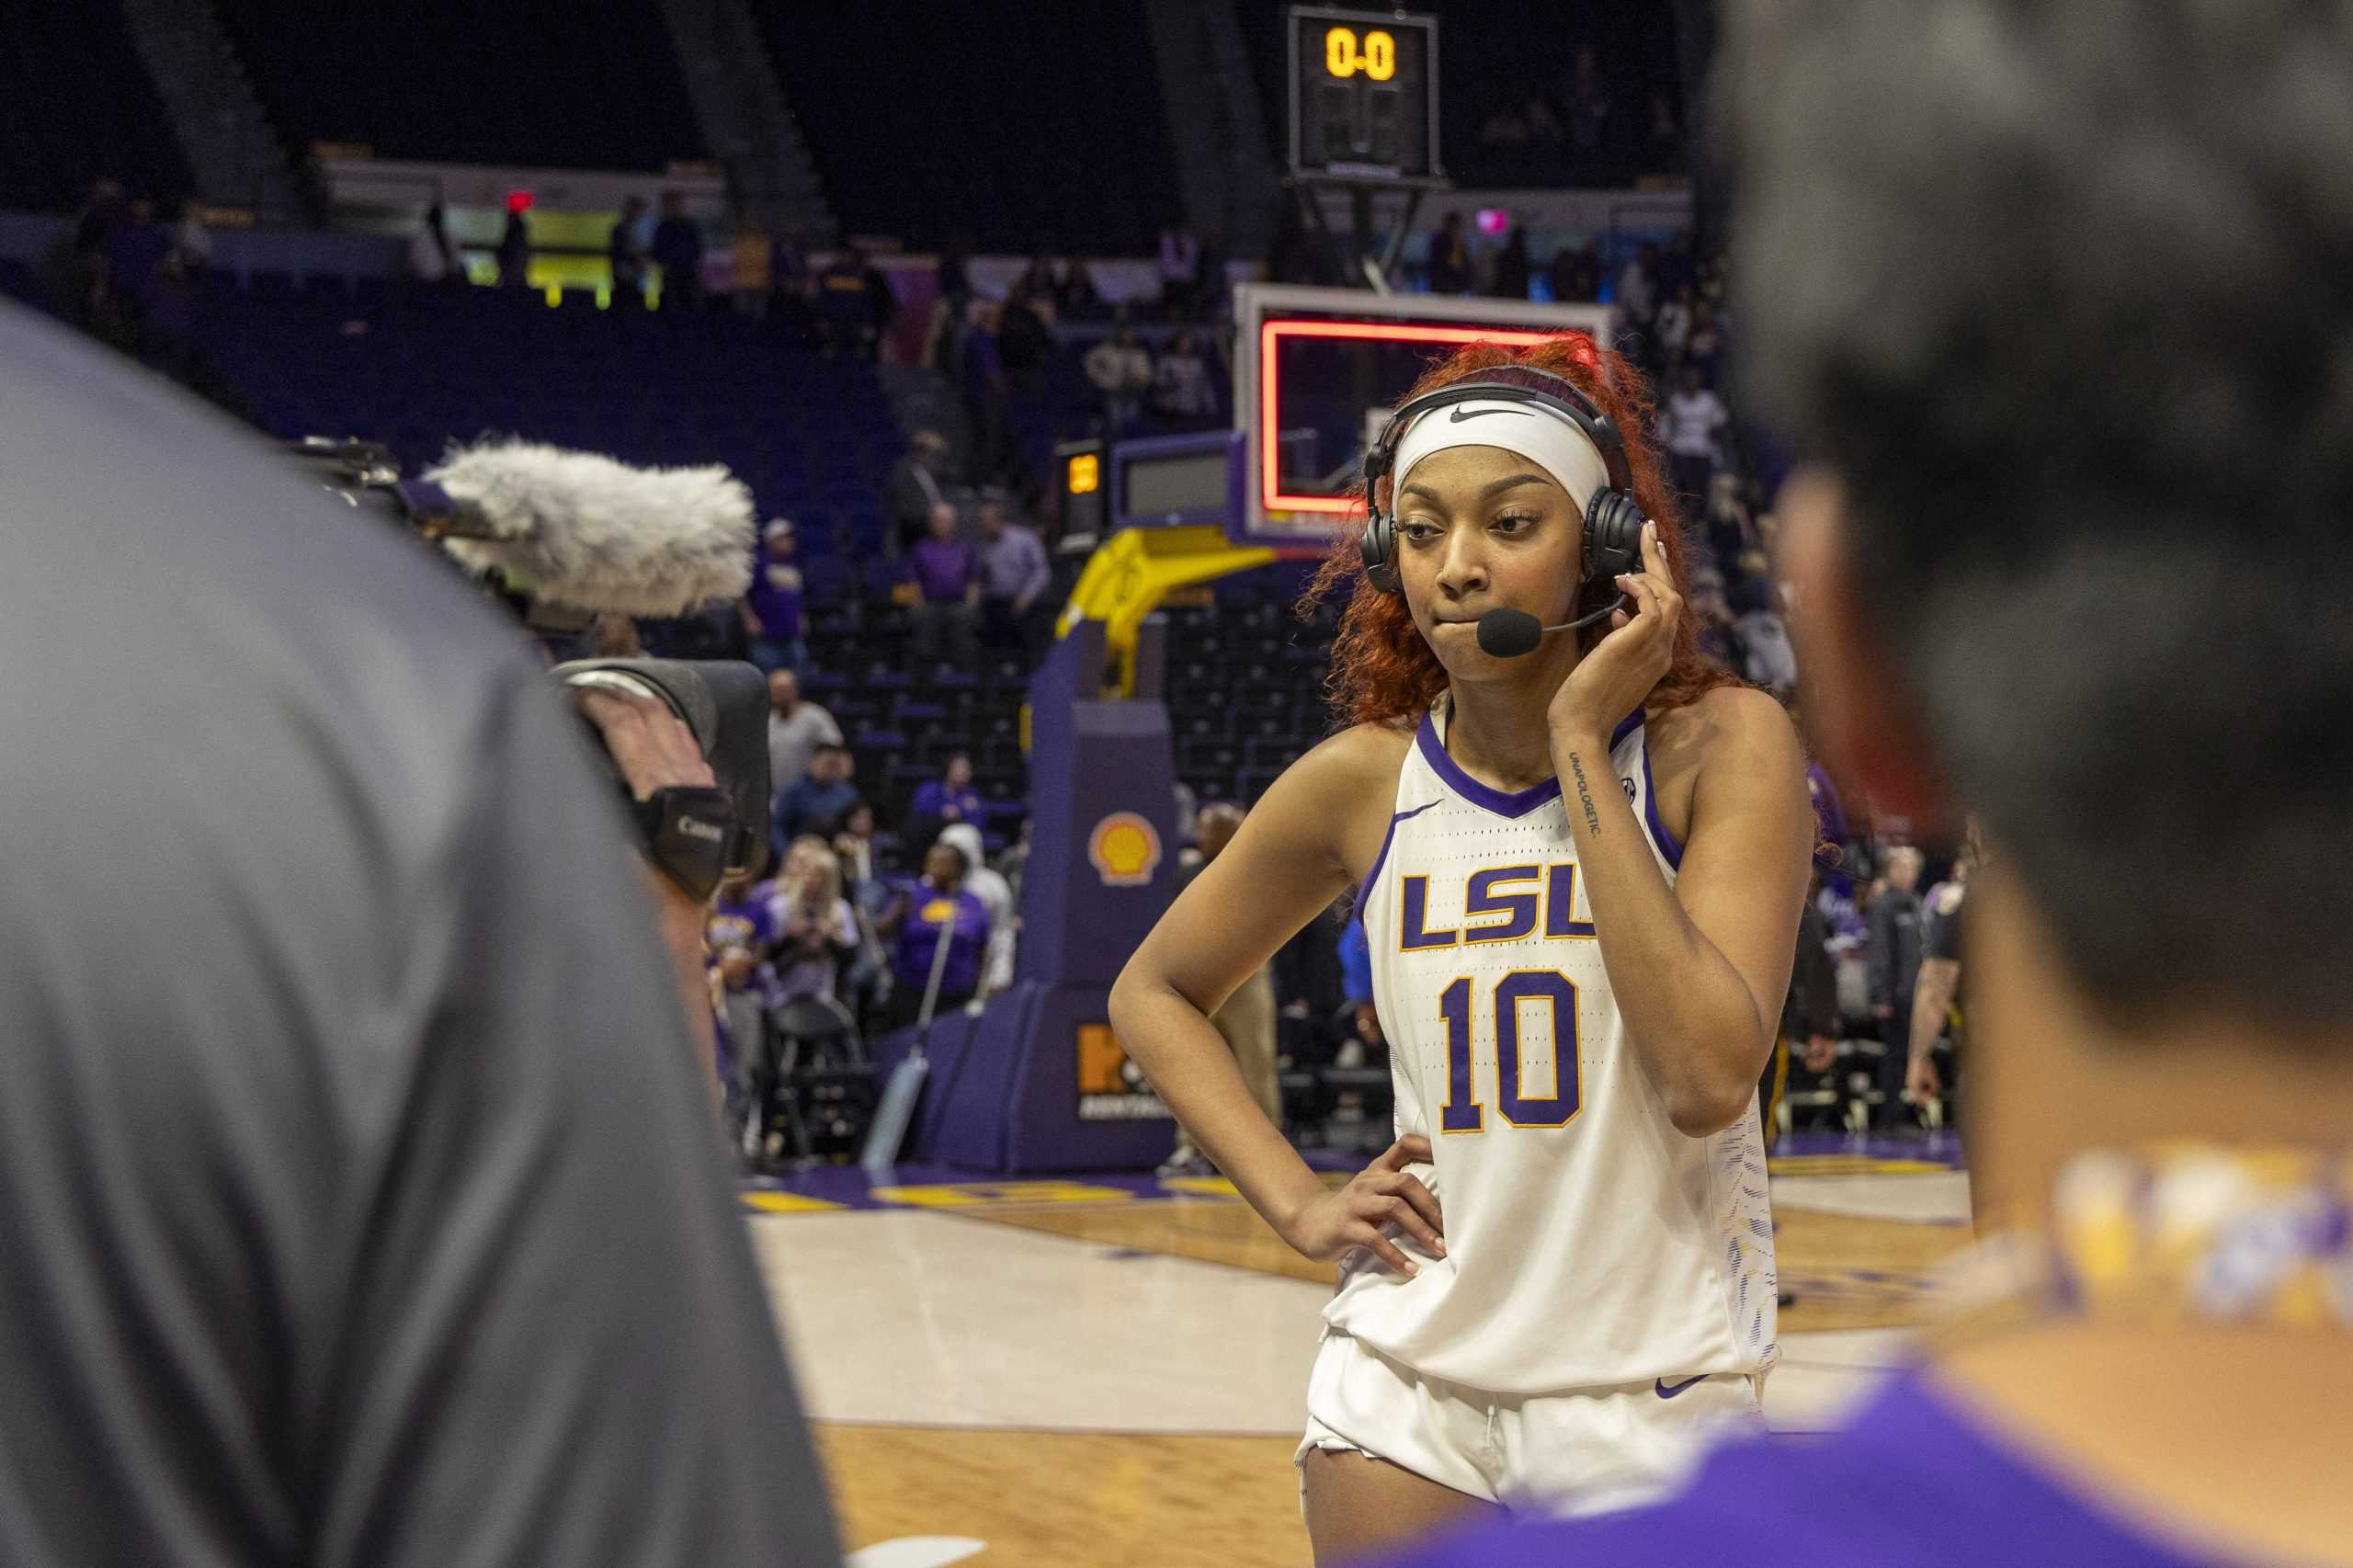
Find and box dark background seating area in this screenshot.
[754,1,1185,253]
[212,0,706,169]
[187,274,899,551]
[0,2,193,213]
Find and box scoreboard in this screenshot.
[1288,6,1440,183]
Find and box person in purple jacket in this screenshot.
[878,840,991,1034]
[1366,1,2353,1564]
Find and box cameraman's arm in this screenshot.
[575,689,722,1090]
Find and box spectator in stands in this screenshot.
[170,198,211,273]
[651,191,703,312]
[1615,245,1658,337]
[1547,241,1600,303]
[775,743,858,848]
[608,196,650,308]
[1772,885,1842,1143]
[1050,255,1101,320]
[937,234,972,312]
[1730,572,1797,697]
[1685,300,1728,385]
[409,202,462,287]
[1158,226,1201,318]
[1866,846,1927,1128]
[1149,331,1219,427]
[878,841,992,1031]
[994,282,1052,394]
[907,505,980,670]
[960,301,1017,485]
[496,202,531,290]
[888,429,954,555]
[1704,472,1757,562]
[834,801,883,893]
[815,244,893,358]
[742,518,806,675]
[1159,803,1279,1176]
[769,836,859,1005]
[975,496,1052,666]
[1427,211,1471,294]
[710,860,781,1040]
[1490,225,1532,301]
[938,824,1016,998]
[910,754,985,844]
[766,668,841,805]
[1656,282,1695,367]
[1085,320,1154,434]
[1565,43,1617,168]
[729,211,771,316]
[1658,364,1730,506]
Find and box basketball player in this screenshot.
[1109,334,1813,1561]
[1359,1,2353,1563]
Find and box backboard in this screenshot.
[1230,283,1613,552]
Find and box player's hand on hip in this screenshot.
[1549,519,1680,744]
[1279,1133,1443,1275]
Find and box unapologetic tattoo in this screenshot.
[1566,751,1602,838]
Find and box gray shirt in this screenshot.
[976,523,1050,606]
[0,301,840,1566]
[768,699,844,796]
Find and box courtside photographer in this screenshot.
[0,301,841,1562]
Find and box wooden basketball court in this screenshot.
[745,1136,1972,1565]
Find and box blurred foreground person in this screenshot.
[1370,1,2353,1563]
[0,301,839,1564]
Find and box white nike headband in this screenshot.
[1389,398,1612,517]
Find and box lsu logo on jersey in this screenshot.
[1087,812,1162,887]
[1397,861,1598,952]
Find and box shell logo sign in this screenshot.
[1086,812,1162,888]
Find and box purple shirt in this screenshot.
[1366,1370,2220,1568]
[891,885,990,1000]
[910,779,985,825]
[708,893,779,960]
[908,537,975,604]
[747,557,803,640]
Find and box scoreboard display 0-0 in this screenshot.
[1288,6,1439,183]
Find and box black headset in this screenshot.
[1357,364,1646,599]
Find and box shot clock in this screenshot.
[1288,6,1440,183]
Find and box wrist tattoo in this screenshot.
[1566,751,1603,839]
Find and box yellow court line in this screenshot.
[742,1191,848,1214]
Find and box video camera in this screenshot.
[289,436,769,900]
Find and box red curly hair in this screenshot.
[1302,333,1736,731]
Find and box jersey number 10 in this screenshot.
[1438,971,1582,1133]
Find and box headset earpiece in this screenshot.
[1358,367,1642,601]
[1582,486,1647,585]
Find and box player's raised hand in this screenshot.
[1549,518,1682,744]
[1278,1133,1444,1276]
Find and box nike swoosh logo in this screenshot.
[1654,1375,1707,1399]
[1447,406,1519,423]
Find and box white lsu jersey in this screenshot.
[1324,697,1777,1393]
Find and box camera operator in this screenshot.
[0,300,840,1564]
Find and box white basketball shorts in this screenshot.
[1295,1328,1765,1518]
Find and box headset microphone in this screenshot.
[1475,598,1626,659]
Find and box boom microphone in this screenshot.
[1475,595,1629,658]
[395,438,756,616]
